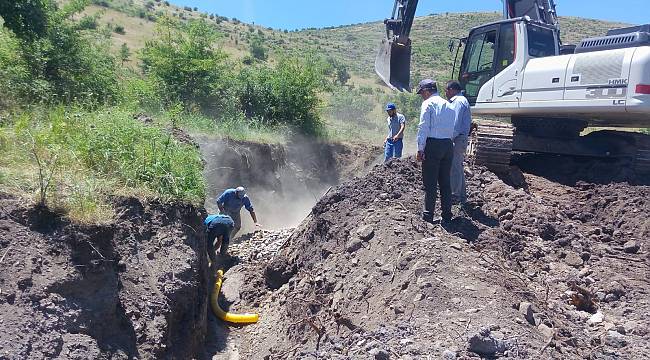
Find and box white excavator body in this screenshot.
[472,19,650,128]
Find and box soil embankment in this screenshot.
[0,196,208,359]
[213,157,649,359]
[0,137,381,359]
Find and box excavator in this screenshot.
[376,0,650,174]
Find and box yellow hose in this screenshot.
[210,269,259,324]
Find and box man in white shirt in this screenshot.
[446,81,472,205]
[416,79,456,224]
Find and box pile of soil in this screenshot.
[0,196,209,359]
[211,157,649,359]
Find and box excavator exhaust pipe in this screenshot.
[375,38,412,92]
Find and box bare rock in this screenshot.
[468,327,510,356]
[623,241,640,254]
[538,324,554,340]
[518,302,536,325]
[356,225,376,241]
[564,252,584,267]
[346,238,363,253]
[369,347,390,360]
[442,350,457,359]
[604,331,628,348]
[587,311,604,326]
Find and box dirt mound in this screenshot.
[210,157,649,359]
[0,196,208,359]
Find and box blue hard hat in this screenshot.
[385,103,396,111]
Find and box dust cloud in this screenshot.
[197,136,381,235]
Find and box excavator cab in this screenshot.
[456,19,559,105]
[376,0,559,93]
[457,22,516,105]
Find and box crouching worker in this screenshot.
[204,214,235,265]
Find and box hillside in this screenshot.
[87,1,630,85]
[76,0,633,144]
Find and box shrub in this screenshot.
[77,15,98,30]
[140,18,235,113]
[237,58,324,134]
[0,0,119,105]
[114,25,126,34]
[93,0,110,7]
[249,36,268,61]
[0,27,32,109]
[119,43,130,64]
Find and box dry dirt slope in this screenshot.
[0,197,209,359]
[214,158,649,359]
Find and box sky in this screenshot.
[170,0,647,30]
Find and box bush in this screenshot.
[77,15,98,30]
[249,36,268,61]
[0,27,32,109]
[0,0,119,105]
[93,0,110,7]
[114,25,126,34]
[237,58,324,135]
[140,18,235,113]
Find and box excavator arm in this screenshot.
[375,0,559,91]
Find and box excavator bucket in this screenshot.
[375,38,412,92]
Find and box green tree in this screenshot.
[249,36,268,61]
[119,43,130,64]
[0,0,51,42]
[140,17,234,113]
[0,0,119,104]
[237,57,324,134]
[0,27,31,109]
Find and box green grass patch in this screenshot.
[1,106,205,223]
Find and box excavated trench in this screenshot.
[2,132,648,359]
[0,137,381,359]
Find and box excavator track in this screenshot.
[470,120,514,173]
[634,134,650,176]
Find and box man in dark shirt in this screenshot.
[204,214,235,264]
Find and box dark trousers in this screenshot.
[206,223,231,262]
[422,138,454,220]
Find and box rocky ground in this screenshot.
[0,196,208,359]
[208,157,649,359]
